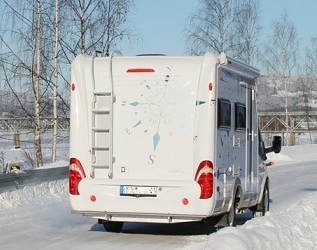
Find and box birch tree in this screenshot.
[261,12,298,145]
[34,0,43,166]
[52,0,59,163]
[61,0,134,59]
[305,37,317,77]
[0,0,135,166]
[300,37,317,143]
[0,0,44,166]
[234,0,261,64]
[186,0,261,62]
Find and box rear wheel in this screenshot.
[102,221,124,233]
[227,203,236,226]
[253,182,269,217]
[227,192,238,227]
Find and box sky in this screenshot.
[120,0,317,57]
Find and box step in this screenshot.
[92,128,110,133]
[92,109,110,114]
[92,164,110,169]
[93,91,111,96]
[92,146,110,151]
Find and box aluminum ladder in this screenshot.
[90,50,122,179]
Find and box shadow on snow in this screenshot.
[89,210,256,236]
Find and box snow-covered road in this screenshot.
[1,145,317,249]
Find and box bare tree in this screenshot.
[52,0,59,163]
[261,12,299,145]
[234,0,261,64]
[0,0,135,166]
[300,36,317,143]
[0,0,45,166]
[186,0,261,61]
[305,37,317,77]
[61,0,134,59]
[34,0,43,166]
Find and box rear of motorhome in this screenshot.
[69,52,281,232]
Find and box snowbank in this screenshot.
[267,144,317,163]
[38,160,68,169]
[203,144,317,249]
[0,179,68,210]
[205,192,317,249]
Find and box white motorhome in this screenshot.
[69,52,281,232]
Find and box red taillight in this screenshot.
[195,160,213,199]
[69,158,86,195]
[209,82,213,91]
[127,68,155,73]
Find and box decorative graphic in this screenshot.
[123,68,207,154]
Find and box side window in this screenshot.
[218,99,231,129]
[235,103,246,131]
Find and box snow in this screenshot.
[0,179,67,210]
[206,145,317,249]
[206,193,317,249]
[1,146,317,249]
[0,160,68,210]
[267,144,317,163]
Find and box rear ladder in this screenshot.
[90,51,121,179]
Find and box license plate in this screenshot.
[120,185,157,197]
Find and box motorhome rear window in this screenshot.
[218,99,231,129]
[235,102,246,130]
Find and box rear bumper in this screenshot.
[72,210,207,223]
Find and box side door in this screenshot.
[215,98,232,211]
[245,88,253,192]
[245,82,257,193]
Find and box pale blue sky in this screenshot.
[120,0,317,56]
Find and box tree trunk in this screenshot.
[52,0,59,163]
[81,0,85,53]
[35,0,43,167]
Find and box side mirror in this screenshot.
[265,135,282,154]
[272,136,282,153]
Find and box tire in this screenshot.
[102,221,124,233]
[227,192,238,227]
[253,181,269,217]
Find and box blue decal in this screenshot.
[130,102,140,106]
[195,101,206,106]
[153,132,161,151]
[133,120,142,128]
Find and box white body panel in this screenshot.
[69,53,266,223]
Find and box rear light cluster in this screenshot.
[69,158,86,195]
[195,160,214,199]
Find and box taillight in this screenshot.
[195,160,213,199]
[69,158,86,195]
[126,68,155,73]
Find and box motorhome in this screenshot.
[69,51,281,232]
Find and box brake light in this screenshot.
[69,158,86,195]
[195,160,213,199]
[127,68,155,73]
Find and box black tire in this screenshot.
[253,181,269,217]
[261,182,270,215]
[102,221,124,233]
[227,193,238,227]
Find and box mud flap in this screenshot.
[208,213,229,229]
